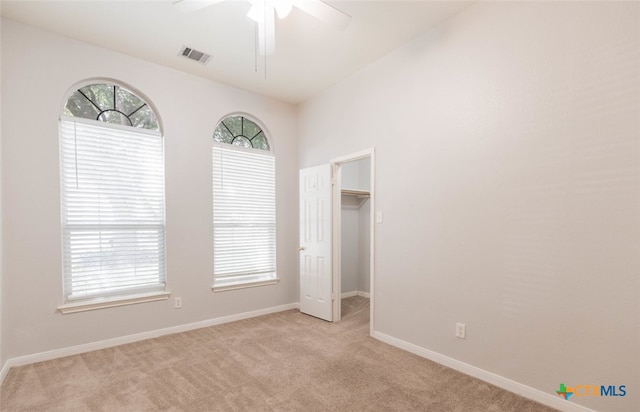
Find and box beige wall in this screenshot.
[357,160,370,294]
[299,2,639,411]
[0,56,4,367]
[0,19,298,360]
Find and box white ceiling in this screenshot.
[1,0,472,104]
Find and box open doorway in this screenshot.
[332,149,375,336]
[298,149,374,333]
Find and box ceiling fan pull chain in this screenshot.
[264,0,268,79]
[254,23,258,73]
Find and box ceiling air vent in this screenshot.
[178,46,211,65]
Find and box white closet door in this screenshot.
[299,164,333,321]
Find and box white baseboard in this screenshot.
[0,359,10,384]
[0,302,299,384]
[373,331,595,412]
[341,290,370,298]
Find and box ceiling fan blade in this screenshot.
[172,0,226,13]
[293,0,351,30]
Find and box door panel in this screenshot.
[299,164,332,321]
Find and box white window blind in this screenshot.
[59,117,166,300]
[212,146,276,289]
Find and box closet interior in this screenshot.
[340,158,371,305]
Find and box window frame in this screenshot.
[57,82,169,313]
[211,115,278,292]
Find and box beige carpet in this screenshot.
[1,297,557,411]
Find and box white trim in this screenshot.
[212,278,280,292]
[330,148,375,336]
[58,291,171,314]
[0,361,11,385]
[331,162,342,322]
[368,149,375,337]
[373,331,595,412]
[357,291,370,298]
[1,302,299,384]
[331,149,374,164]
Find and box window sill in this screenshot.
[212,278,280,292]
[58,291,171,314]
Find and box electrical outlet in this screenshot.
[376,212,383,224]
[174,297,182,309]
[456,323,466,339]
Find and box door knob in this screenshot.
[298,246,305,251]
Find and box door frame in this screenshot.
[330,148,375,336]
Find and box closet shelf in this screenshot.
[341,188,370,209]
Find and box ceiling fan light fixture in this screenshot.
[274,0,293,19]
[173,0,351,57]
[247,1,264,22]
[248,0,292,22]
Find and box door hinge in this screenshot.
[331,176,336,186]
[331,293,335,301]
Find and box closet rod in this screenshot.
[341,189,370,199]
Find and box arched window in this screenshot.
[59,82,167,311]
[213,115,270,150]
[64,83,159,130]
[212,115,278,290]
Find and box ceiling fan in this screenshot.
[173,0,352,55]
